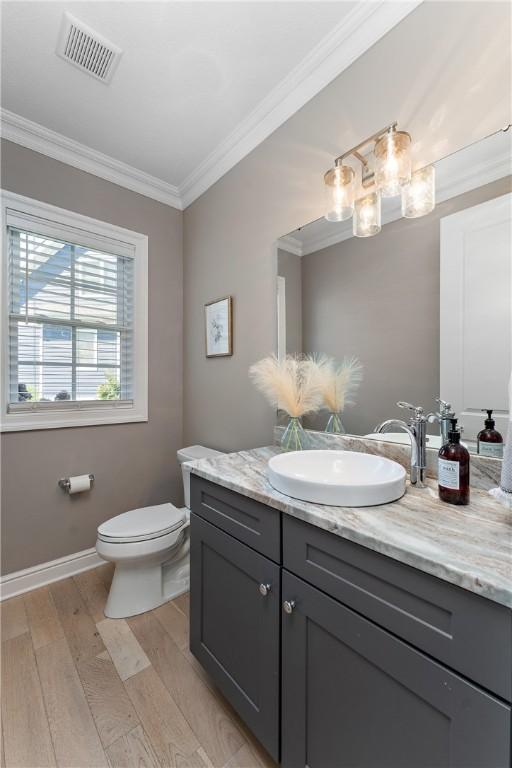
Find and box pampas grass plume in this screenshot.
[249,355,322,417]
[315,355,363,413]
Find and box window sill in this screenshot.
[1,405,148,432]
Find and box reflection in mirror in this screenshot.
[276,129,512,456]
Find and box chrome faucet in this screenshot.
[375,402,429,487]
[428,397,455,446]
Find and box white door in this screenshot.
[440,192,511,441]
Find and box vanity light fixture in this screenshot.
[374,126,412,197]
[353,191,381,238]
[324,122,435,236]
[401,165,436,218]
[324,160,355,221]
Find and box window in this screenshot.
[1,191,148,431]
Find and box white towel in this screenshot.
[489,371,512,507]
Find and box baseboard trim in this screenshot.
[0,547,104,600]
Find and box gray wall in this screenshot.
[277,248,302,356]
[1,140,183,574]
[183,1,511,452]
[302,177,512,436]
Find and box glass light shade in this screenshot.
[353,191,381,237]
[401,165,436,218]
[324,164,355,221]
[374,129,411,197]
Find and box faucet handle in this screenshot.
[435,397,453,416]
[397,401,424,419]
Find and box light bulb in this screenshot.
[374,128,411,197]
[401,165,435,218]
[324,164,355,222]
[353,191,381,237]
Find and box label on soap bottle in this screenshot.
[478,442,504,459]
[438,458,460,489]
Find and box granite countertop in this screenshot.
[190,446,512,608]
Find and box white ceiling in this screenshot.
[0,1,420,207]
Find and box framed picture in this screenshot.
[205,296,233,357]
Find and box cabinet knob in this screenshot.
[283,600,296,614]
[259,583,272,597]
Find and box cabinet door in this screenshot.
[281,571,510,768]
[190,512,280,761]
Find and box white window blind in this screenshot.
[7,225,135,413]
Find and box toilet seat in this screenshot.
[96,527,186,563]
[97,502,186,544]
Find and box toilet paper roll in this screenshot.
[68,474,92,494]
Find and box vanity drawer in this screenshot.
[283,515,511,701]
[190,476,281,562]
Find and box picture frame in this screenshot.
[205,296,233,357]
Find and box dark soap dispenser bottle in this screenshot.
[477,410,504,458]
[438,418,470,505]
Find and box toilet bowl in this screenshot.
[96,444,223,618]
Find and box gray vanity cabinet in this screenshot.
[281,570,510,768]
[190,475,511,768]
[189,511,280,761]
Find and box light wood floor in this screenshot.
[0,565,278,768]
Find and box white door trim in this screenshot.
[277,275,287,361]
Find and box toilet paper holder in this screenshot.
[58,474,95,492]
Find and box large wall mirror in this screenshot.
[275,128,511,455]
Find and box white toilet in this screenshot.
[96,445,223,618]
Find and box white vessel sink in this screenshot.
[268,450,406,507]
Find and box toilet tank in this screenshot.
[177,445,224,509]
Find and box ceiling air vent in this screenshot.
[56,13,122,84]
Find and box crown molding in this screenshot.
[5,104,505,235]
[435,144,511,204]
[179,0,423,208]
[0,109,183,210]
[277,234,303,256]
[301,222,352,255]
